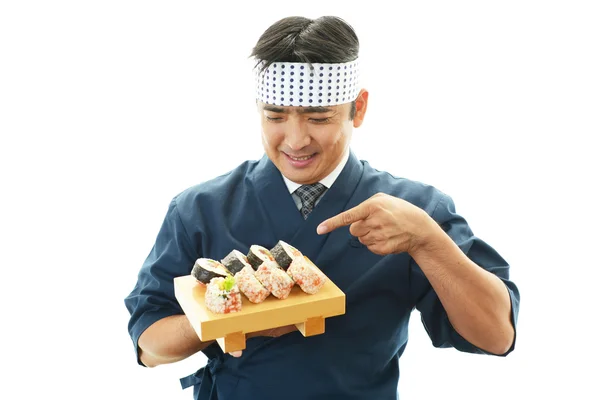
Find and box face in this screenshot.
[259,89,368,185]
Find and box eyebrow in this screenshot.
[263,105,334,114]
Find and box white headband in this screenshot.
[255,59,360,107]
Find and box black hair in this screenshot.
[251,16,359,119]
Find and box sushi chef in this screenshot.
[125,15,520,400]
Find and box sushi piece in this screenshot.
[191,258,231,284]
[204,276,242,314]
[287,257,327,294]
[270,240,303,271]
[221,249,252,275]
[221,249,270,303]
[235,265,270,303]
[255,261,295,299]
[247,245,277,270]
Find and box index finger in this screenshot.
[317,203,370,235]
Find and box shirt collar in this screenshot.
[281,148,350,194]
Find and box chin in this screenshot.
[285,170,315,184]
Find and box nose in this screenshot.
[284,120,310,151]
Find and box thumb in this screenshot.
[229,351,243,357]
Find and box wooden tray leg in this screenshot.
[216,331,246,353]
[296,316,325,337]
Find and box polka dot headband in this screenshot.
[255,59,360,107]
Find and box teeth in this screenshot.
[290,155,312,161]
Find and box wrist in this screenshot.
[408,211,445,256]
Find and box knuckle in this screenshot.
[341,212,355,225]
[371,222,384,231]
[369,202,383,214]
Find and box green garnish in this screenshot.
[219,276,236,292]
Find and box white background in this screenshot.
[1,1,598,399]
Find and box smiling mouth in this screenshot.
[287,154,315,161]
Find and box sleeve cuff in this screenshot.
[129,309,184,367]
[460,280,519,357]
[495,281,519,357]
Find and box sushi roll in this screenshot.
[247,245,277,270]
[255,261,295,300]
[221,249,252,275]
[235,265,270,303]
[287,257,327,295]
[221,250,270,303]
[191,258,231,284]
[204,276,242,314]
[270,240,303,271]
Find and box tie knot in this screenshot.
[296,183,326,203]
[296,183,326,219]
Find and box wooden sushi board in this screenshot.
[174,267,346,353]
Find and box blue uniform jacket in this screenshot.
[125,151,520,400]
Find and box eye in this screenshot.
[265,116,283,122]
[309,117,331,124]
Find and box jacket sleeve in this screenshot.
[124,197,200,365]
[410,193,520,356]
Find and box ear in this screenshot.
[352,89,369,128]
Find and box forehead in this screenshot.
[259,102,343,114]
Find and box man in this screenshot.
[125,15,519,400]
